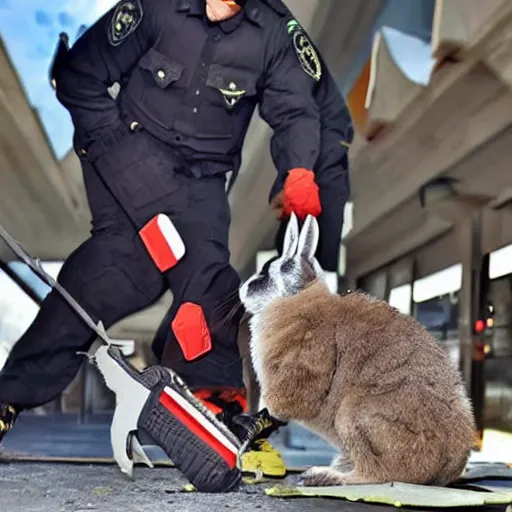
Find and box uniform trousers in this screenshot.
[0,131,244,409]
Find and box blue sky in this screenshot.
[0,0,117,159]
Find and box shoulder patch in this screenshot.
[286,19,300,34]
[291,28,322,82]
[261,0,288,16]
[108,0,144,46]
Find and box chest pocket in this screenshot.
[138,48,184,89]
[205,64,258,111]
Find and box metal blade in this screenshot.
[92,344,151,476]
[130,433,154,469]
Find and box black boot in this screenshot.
[224,408,289,478]
[0,402,17,443]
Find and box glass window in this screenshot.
[484,274,512,434]
[0,261,63,370]
[488,274,512,358]
[388,284,412,315]
[411,265,461,368]
[414,292,460,369]
[413,264,462,303]
[0,268,39,344]
[414,293,459,339]
[490,243,512,280]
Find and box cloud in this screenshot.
[35,9,53,27]
[58,12,75,27]
[0,0,118,159]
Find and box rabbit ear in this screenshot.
[311,256,324,277]
[282,212,299,259]
[297,215,319,261]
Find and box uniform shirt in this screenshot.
[267,0,353,202]
[309,58,353,272]
[265,0,353,273]
[54,0,322,185]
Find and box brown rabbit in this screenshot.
[238,213,475,487]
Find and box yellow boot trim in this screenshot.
[241,439,287,477]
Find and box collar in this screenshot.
[176,0,265,27]
[260,0,288,16]
[244,0,288,27]
[175,0,204,16]
[219,9,245,33]
[243,0,263,27]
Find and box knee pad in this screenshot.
[139,214,185,272]
[172,303,212,361]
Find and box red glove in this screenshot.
[283,168,322,219]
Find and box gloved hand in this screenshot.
[282,168,322,220]
[270,190,286,220]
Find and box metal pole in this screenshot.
[471,251,490,449]
[457,211,486,450]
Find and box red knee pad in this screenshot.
[172,302,212,361]
[139,214,185,272]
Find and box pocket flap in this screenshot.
[206,64,257,96]
[139,48,184,88]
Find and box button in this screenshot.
[193,107,198,113]
[195,89,200,95]
[157,69,165,79]
[213,35,221,42]
[79,148,87,156]
[228,82,236,91]
[129,121,140,131]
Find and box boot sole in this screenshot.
[105,347,242,492]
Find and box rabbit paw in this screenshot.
[297,466,352,487]
[331,454,354,473]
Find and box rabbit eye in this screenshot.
[281,260,294,274]
[248,274,268,294]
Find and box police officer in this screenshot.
[0,0,346,472]
[269,5,353,275]
[272,65,352,275]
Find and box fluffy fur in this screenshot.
[239,213,475,487]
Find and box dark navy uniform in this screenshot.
[274,61,353,272]
[0,0,325,408]
[271,6,353,273]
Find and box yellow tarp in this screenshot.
[265,482,512,508]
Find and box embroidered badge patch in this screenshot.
[292,30,322,82]
[218,81,246,110]
[108,0,144,46]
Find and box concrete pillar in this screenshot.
[456,211,487,448]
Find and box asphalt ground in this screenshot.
[3,462,511,512]
[1,413,511,512]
